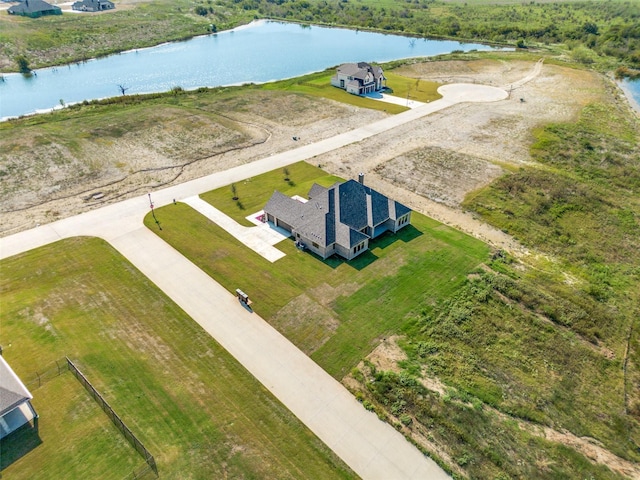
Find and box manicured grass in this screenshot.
[146,158,640,476]
[0,237,356,479]
[201,161,341,226]
[262,70,441,113]
[263,71,410,114]
[383,71,442,103]
[147,162,489,378]
[1,374,142,480]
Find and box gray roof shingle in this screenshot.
[0,356,32,417]
[264,177,410,253]
[8,0,60,13]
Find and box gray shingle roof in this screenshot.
[264,178,410,253]
[8,0,60,13]
[0,356,32,417]
[308,183,328,199]
[338,180,368,230]
[72,0,114,9]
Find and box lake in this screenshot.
[0,20,499,120]
[620,78,640,113]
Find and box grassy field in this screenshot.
[263,70,442,113]
[146,161,489,379]
[0,0,253,71]
[0,237,356,479]
[145,159,640,478]
[1,373,144,479]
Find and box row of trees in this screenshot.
[215,0,640,68]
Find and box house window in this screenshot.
[340,79,344,88]
[312,242,319,248]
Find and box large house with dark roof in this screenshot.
[330,62,386,95]
[0,356,38,439]
[264,175,411,261]
[7,0,62,17]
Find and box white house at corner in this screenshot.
[330,62,386,95]
[0,356,38,439]
[264,174,411,261]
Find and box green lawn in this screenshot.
[143,159,639,477]
[262,70,441,114]
[0,237,355,479]
[1,374,143,480]
[262,71,408,114]
[146,162,489,378]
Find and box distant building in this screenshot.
[0,355,38,439]
[264,174,411,261]
[7,0,62,17]
[72,0,115,12]
[330,62,386,95]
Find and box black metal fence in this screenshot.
[123,462,157,480]
[66,357,158,477]
[23,357,69,391]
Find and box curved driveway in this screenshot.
[1,83,508,479]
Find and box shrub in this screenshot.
[399,414,413,426]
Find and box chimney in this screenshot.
[358,173,364,184]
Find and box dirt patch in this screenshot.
[307,281,361,306]
[0,91,385,234]
[0,59,608,244]
[344,337,465,478]
[502,411,640,479]
[374,146,504,207]
[365,335,407,373]
[270,293,339,355]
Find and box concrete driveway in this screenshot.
[1,80,513,479]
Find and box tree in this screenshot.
[231,183,238,200]
[583,21,599,36]
[15,55,31,74]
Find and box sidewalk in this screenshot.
[182,195,287,262]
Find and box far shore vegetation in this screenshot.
[1,0,638,75]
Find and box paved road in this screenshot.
[1,83,509,479]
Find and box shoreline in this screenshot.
[618,78,640,114]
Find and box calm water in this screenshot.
[0,21,498,120]
[620,78,640,113]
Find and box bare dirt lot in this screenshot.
[0,58,617,248]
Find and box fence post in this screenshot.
[66,357,158,478]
